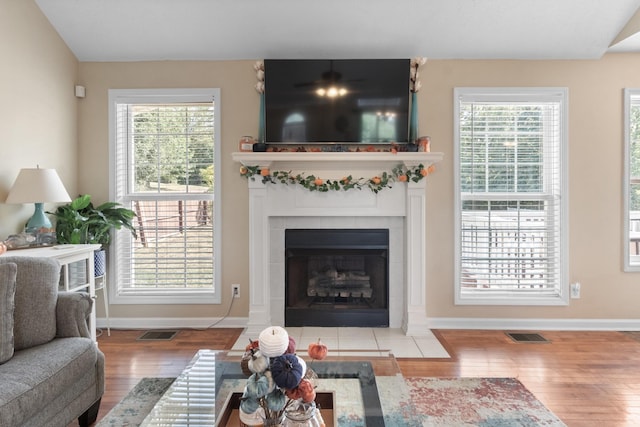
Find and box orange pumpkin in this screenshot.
[297,378,316,403]
[307,338,328,360]
[245,339,259,352]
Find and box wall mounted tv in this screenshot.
[264,59,410,145]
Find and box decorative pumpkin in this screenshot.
[285,387,301,400]
[307,338,328,360]
[246,373,270,398]
[296,355,307,378]
[248,350,269,374]
[265,387,287,412]
[270,354,303,390]
[285,335,296,354]
[263,370,276,393]
[240,355,252,377]
[240,394,260,414]
[245,338,259,352]
[296,378,316,403]
[258,326,290,357]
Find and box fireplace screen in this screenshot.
[285,229,389,327]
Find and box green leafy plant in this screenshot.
[48,194,137,249]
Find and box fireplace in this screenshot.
[285,229,389,327]
[232,151,443,336]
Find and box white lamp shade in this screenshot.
[5,168,71,204]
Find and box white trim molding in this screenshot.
[429,317,640,331]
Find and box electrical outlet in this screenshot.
[232,284,240,298]
[570,282,581,299]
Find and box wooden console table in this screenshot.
[0,244,101,342]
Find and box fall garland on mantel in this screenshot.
[239,163,436,193]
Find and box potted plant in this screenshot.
[48,194,137,276]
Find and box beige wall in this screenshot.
[422,57,640,320]
[5,2,640,323]
[0,0,78,238]
[77,61,255,319]
[77,55,640,324]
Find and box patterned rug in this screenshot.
[96,376,565,426]
[404,377,566,426]
[96,377,174,426]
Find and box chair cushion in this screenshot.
[0,263,17,364]
[0,257,60,350]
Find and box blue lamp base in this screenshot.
[25,203,53,233]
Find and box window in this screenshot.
[625,89,640,271]
[454,88,568,305]
[109,89,221,304]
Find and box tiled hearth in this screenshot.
[232,152,443,338]
[230,327,450,358]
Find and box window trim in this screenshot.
[624,89,640,272]
[453,87,569,306]
[108,88,222,304]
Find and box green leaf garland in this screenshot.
[239,163,434,194]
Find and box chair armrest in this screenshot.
[56,291,93,339]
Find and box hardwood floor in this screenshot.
[94,328,640,426]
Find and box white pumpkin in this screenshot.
[258,326,290,357]
[247,350,269,373]
[296,355,307,378]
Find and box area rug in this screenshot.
[96,377,174,426]
[404,377,566,426]
[97,376,565,427]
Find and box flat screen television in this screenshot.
[264,59,410,145]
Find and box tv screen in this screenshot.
[264,59,410,144]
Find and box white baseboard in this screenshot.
[96,317,249,330]
[96,316,640,332]
[428,317,640,331]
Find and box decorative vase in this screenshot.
[283,400,323,427]
[261,414,285,427]
[258,92,266,144]
[408,91,418,144]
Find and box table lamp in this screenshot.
[5,166,72,233]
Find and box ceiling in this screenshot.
[35,0,640,62]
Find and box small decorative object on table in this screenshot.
[417,136,431,152]
[239,136,255,152]
[239,326,328,427]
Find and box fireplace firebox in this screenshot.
[285,229,389,327]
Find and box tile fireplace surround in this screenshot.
[232,152,443,337]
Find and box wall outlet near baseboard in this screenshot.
[570,282,581,299]
[232,284,240,298]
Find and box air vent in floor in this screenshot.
[137,330,179,341]
[506,332,550,343]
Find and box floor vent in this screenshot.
[506,332,550,343]
[137,330,179,341]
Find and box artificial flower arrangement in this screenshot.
[239,326,329,426]
[409,57,427,93]
[239,163,435,194]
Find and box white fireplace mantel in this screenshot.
[232,151,443,173]
[233,151,444,337]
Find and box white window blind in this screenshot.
[109,89,221,304]
[454,88,568,305]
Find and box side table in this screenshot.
[0,244,101,342]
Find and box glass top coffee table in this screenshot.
[140,349,407,426]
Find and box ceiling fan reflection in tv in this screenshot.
[264,59,410,145]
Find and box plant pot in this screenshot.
[94,249,106,277]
